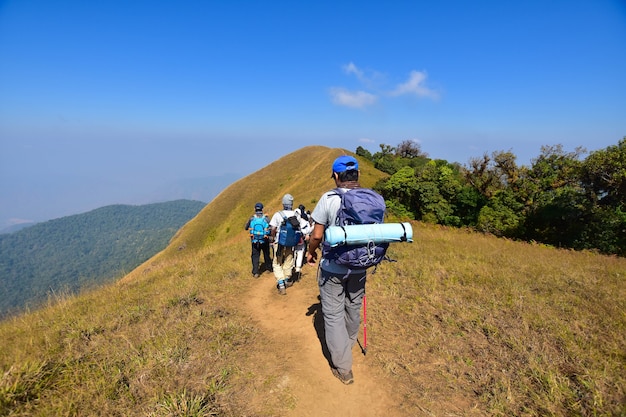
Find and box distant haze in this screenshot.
[0,173,240,230]
[1,2,624,233]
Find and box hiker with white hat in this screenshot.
[269,194,301,295]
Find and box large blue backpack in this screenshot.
[322,187,389,268]
[249,215,269,243]
[277,211,302,247]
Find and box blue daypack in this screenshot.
[249,215,269,243]
[322,187,389,268]
[277,211,302,247]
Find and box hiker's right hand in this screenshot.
[306,251,317,265]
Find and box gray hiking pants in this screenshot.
[317,267,366,374]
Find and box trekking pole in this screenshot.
[362,294,367,355]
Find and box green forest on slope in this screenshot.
[359,138,626,256]
[0,199,206,318]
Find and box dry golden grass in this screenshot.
[368,223,626,416]
[1,146,624,416]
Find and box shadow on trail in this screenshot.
[306,296,333,369]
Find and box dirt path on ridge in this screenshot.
[243,265,409,417]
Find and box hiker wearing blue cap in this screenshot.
[330,155,359,178]
[244,202,272,278]
[306,154,369,385]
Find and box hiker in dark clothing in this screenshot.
[293,204,312,279]
[244,202,272,277]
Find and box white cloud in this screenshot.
[390,70,439,99]
[330,63,438,108]
[329,87,377,108]
[358,137,376,143]
[342,62,384,88]
[343,62,364,79]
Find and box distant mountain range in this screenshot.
[0,199,206,318]
[0,173,241,232]
[0,222,35,234]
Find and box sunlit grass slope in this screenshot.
[1,145,624,416]
[153,146,383,256]
[368,224,625,416]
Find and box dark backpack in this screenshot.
[322,187,389,268]
[298,205,309,222]
[249,215,269,243]
[277,211,302,247]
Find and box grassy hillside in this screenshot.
[0,200,206,318]
[1,146,624,416]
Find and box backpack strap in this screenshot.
[332,187,344,197]
[400,222,408,242]
[330,188,344,226]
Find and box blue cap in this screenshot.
[254,202,263,211]
[331,155,359,178]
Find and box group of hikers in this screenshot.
[244,194,312,286]
[243,155,382,385]
[244,195,312,293]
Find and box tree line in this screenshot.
[358,138,626,256]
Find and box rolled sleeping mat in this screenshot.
[324,222,413,247]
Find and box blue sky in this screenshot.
[1,1,625,227]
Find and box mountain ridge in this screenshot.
[141,145,381,262]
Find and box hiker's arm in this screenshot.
[307,222,325,264]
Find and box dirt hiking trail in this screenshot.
[244,265,410,417]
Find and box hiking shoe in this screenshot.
[284,279,293,288]
[277,286,286,295]
[253,273,260,278]
[332,368,354,385]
